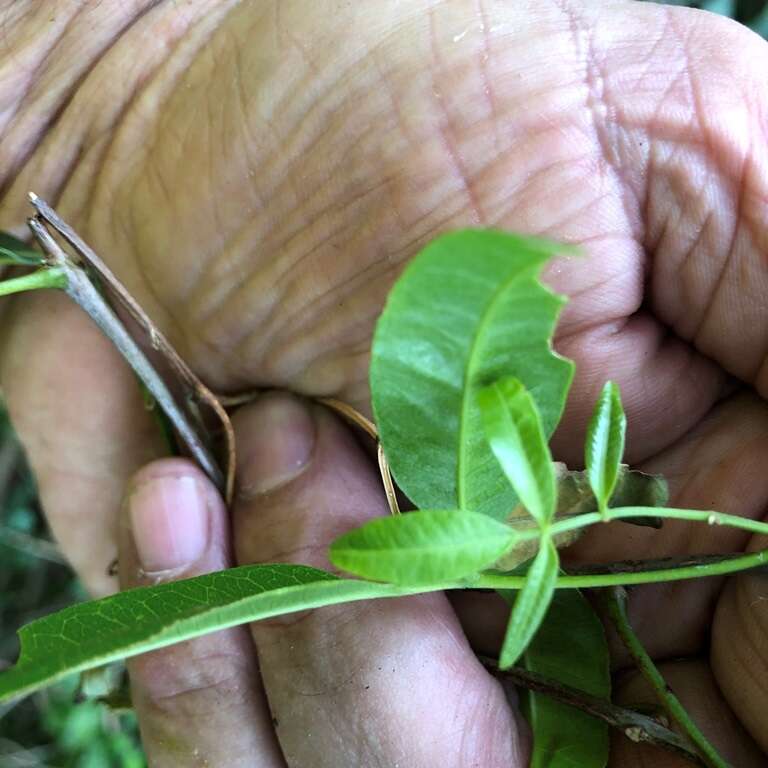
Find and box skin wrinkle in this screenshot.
[689,149,749,363]
[0,2,83,137]
[647,10,768,382]
[204,6,584,388]
[649,146,720,337]
[0,1,163,202]
[428,8,486,226]
[109,2,248,357]
[114,9,242,210]
[736,588,768,680]
[201,175,409,384]
[475,0,501,156]
[0,2,228,232]
[712,574,768,755]
[559,0,645,247]
[673,209,716,332]
[140,654,253,714]
[180,48,409,356]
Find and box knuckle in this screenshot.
[131,642,254,720]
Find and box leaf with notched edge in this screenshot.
[371,230,574,520]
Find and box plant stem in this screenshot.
[63,261,222,487]
[474,546,768,589]
[0,268,66,296]
[511,506,768,542]
[560,552,756,575]
[600,587,730,768]
[479,656,706,766]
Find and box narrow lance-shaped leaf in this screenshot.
[478,377,556,527]
[585,381,626,519]
[0,564,425,706]
[371,230,575,520]
[518,590,610,768]
[330,509,517,586]
[499,536,559,669]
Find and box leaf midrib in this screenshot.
[333,534,513,559]
[457,268,530,510]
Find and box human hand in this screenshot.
[1,0,767,763]
[117,395,531,767]
[120,392,766,768]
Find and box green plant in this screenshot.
[2,207,768,766]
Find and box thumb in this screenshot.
[231,393,529,768]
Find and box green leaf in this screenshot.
[329,509,516,585]
[0,564,422,705]
[521,591,610,768]
[370,230,574,520]
[0,232,44,266]
[478,377,556,526]
[585,381,626,516]
[499,536,559,668]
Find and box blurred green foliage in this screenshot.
[652,0,768,35]
[0,1,764,765]
[0,404,144,767]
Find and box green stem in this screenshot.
[600,587,730,768]
[0,268,67,297]
[473,546,767,589]
[510,506,768,543]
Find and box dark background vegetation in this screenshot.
[0,2,765,765]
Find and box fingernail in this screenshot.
[129,475,209,573]
[238,394,315,496]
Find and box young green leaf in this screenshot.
[499,536,559,669]
[478,377,556,527]
[0,564,424,706]
[329,509,517,585]
[585,381,626,518]
[518,591,610,768]
[0,231,44,266]
[371,230,574,520]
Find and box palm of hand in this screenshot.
[1,1,767,765]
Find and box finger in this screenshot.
[562,391,768,661]
[547,0,768,465]
[230,393,528,768]
[448,595,768,765]
[0,291,163,595]
[712,532,768,753]
[120,458,285,768]
[609,659,764,767]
